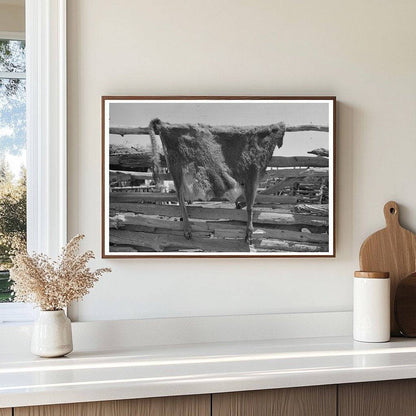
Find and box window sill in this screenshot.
[0,303,35,324]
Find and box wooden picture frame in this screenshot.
[102,96,336,258]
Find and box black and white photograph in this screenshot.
[102,97,335,257]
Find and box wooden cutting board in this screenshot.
[359,201,416,335]
[395,272,416,337]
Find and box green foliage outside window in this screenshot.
[0,38,27,302]
[0,161,26,302]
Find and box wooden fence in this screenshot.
[108,145,330,253]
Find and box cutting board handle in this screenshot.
[384,201,400,228]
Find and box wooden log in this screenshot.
[262,181,326,197]
[111,214,210,232]
[110,213,329,243]
[256,210,328,226]
[307,147,329,157]
[110,202,329,226]
[111,192,178,203]
[110,201,329,220]
[293,204,329,215]
[255,239,329,252]
[293,189,321,194]
[110,124,329,136]
[110,229,250,252]
[252,203,291,210]
[109,154,328,171]
[243,194,298,205]
[236,203,329,213]
[110,152,167,171]
[285,124,329,132]
[110,126,149,136]
[128,226,212,238]
[215,226,328,243]
[206,219,327,234]
[261,177,300,195]
[109,145,328,171]
[110,222,329,253]
[110,192,297,205]
[109,216,123,229]
[268,156,329,168]
[110,170,172,181]
[148,125,162,185]
[124,223,328,241]
[265,168,328,179]
[110,170,144,180]
[108,246,138,252]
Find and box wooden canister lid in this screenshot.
[354,271,390,279]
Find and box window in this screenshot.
[0,34,26,306]
[0,0,67,324]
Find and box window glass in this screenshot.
[0,39,26,72]
[0,39,26,303]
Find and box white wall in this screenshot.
[67,0,416,322]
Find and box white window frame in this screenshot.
[0,0,67,323]
[0,32,24,41]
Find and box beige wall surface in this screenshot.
[67,0,416,321]
[0,4,24,33]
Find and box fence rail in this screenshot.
[107,139,330,253]
[110,151,329,172]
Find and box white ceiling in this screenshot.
[0,0,24,6]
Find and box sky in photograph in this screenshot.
[0,40,26,181]
[109,101,331,157]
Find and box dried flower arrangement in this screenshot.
[10,234,111,311]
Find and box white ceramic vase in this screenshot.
[31,310,73,358]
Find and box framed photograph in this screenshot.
[102,96,336,258]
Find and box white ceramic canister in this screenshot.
[31,310,73,357]
[353,271,390,343]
